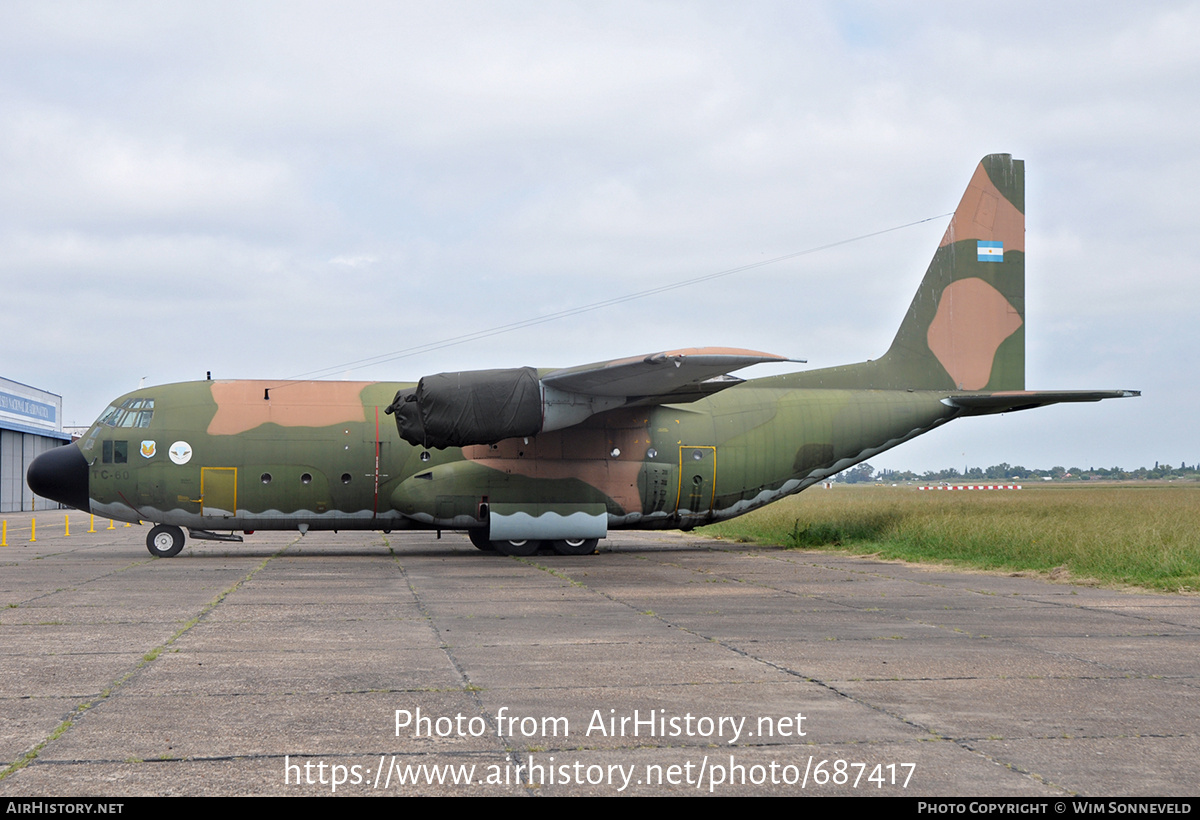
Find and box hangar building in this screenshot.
[1,377,71,512]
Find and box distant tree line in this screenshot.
[838,462,1200,483]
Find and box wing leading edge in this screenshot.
[543,347,799,397]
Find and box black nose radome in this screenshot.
[27,444,90,512]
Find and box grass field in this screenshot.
[701,483,1200,592]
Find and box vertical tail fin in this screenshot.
[791,154,1025,392]
[883,153,1025,391]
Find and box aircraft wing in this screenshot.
[386,347,799,449]
[943,390,1141,416]
[543,347,798,399]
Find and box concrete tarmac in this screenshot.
[0,511,1196,797]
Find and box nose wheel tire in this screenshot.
[550,538,598,555]
[147,524,185,558]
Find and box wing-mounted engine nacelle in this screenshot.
[384,367,623,449]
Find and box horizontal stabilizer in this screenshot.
[943,390,1140,416]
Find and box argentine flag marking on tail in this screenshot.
[977,240,1003,262]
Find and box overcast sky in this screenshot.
[2,1,1194,472]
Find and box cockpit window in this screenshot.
[102,440,128,464]
[97,398,155,428]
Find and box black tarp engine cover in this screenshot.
[385,367,543,449]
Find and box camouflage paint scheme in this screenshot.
[28,155,1137,556]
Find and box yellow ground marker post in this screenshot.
[89,515,96,533]
[2,520,6,547]
[65,514,70,537]
[107,519,115,530]
[30,519,36,543]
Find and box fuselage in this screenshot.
[48,374,959,535]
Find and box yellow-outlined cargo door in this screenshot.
[201,467,237,518]
[676,445,716,519]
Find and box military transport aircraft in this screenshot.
[28,154,1137,557]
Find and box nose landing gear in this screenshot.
[147,524,185,557]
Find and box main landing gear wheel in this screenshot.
[550,538,598,555]
[494,539,540,557]
[468,529,496,551]
[147,524,185,558]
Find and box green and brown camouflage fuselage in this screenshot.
[28,155,1138,555]
[76,378,959,533]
